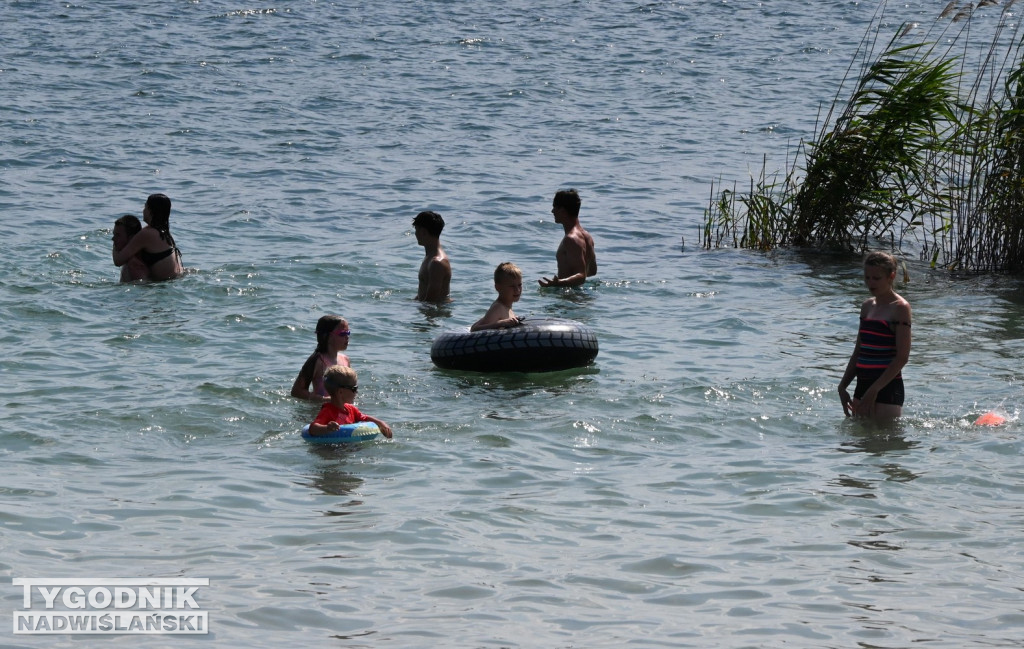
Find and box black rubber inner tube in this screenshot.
[430,317,598,373]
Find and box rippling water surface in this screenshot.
[3,1,1024,647]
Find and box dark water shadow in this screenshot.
[838,418,919,456]
[294,444,367,506]
[416,300,454,326]
[534,287,597,314]
[835,418,922,487]
[434,365,600,397]
[839,430,920,456]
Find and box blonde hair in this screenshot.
[864,251,898,275]
[494,262,522,283]
[323,365,357,394]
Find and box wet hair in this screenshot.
[145,194,172,229]
[145,193,181,257]
[299,315,348,381]
[553,189,581,218]
[115,214,142,239]
[323,365,358,395]
[413,210,445,238]
[494,261,522,284]
[314,314,347,354]
[864,251,898,276]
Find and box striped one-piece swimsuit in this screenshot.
[854,318,904,405]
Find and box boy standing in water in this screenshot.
[112,215,149,282]
[471,262,523,331]
[413,210,452,302]
[538,189,597,288]
[838,251,912,420]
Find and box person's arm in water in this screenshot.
[112,227,159,266]
[470,314,521,331]
[291,355,329,401]
[471,301,520,331]
[115,235,149,282]
[308,419,341,436]
[363,415,393,439]
[539,236,587,287]
[838,338,861,417]
[838,300,870,416]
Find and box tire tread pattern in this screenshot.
[431,318,598,372]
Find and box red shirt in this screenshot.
[312,402,370,428]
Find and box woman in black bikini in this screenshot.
[112,193,183,281]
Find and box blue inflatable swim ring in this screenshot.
[301,422,380,444]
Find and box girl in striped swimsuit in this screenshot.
[838,251,912,420]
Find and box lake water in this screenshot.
[3,1,1024,647]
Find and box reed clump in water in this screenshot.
[703,0,1024,273]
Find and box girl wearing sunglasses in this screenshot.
[291,314,352,401]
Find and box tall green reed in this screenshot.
[704,0,1024,273]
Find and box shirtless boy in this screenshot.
[413,210,452,302]
[471,262,523,332]
[538,189,597,288]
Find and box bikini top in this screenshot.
[312,353,350,397]
[137,229,181,268]
[138,247,175,267]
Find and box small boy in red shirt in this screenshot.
[308,366,393,438]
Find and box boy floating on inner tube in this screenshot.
[308,366,393,438]
[471,262,523,331]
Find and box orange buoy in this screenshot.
[974,411,1007,426]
